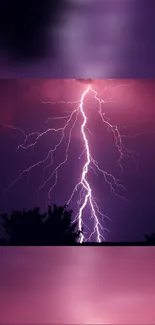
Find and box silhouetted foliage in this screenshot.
[1,205,155,245]
[144,232,155,244]
[0,204,81,245]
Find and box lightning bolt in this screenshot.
[1,82,137,243]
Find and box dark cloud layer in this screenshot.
[0,0,155,77]
[0,0,67,61]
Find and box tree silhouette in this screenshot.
[0,204,82,245]
[144,232,155,244]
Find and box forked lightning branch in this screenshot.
[2,81,136,243]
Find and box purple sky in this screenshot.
[0,0,155,78]
[0,246,155,324]
[0,79,155,241]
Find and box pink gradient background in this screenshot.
[0,246,155,324]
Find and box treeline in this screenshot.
[0,205,154,245]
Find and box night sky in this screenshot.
[0,78,155,242]
[0,246,155,324]
[1,1,155,323]
[0,0,155,77]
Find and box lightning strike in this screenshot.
[1,82,137,243]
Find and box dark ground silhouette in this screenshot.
[0,204,81,245]
[0,204,155,245]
